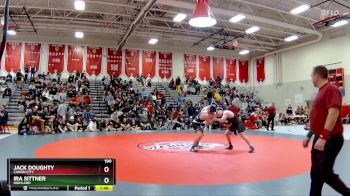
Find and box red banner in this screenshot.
[256,57,265,82]
[107,48,122,76]
[226,58,237,82]
[86,46,102,76]
[5,42,22,72]
[184,54,197,79]
[67,45,83,73]
[239,59,249,83]
[142,50,156,78]
[213,57,224,80]
[199,55,210,81]
[48,44,65,74]
[24,43,41,71]
[158,52,172,79]
[125,49,139,78]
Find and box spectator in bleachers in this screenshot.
[6,73,13,83]
[169,78,175,90]
[2,85,12,99]
[0,105,9,128]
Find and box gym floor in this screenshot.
[1,126,349,196]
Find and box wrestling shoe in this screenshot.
[225,144,233,150]
[249,146,255,153]
[190,146,198,152]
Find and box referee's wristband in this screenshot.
[319,129,331,140]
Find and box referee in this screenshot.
[306,66,350,196]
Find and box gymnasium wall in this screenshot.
[253,34,350,112]
[1,33,252,87]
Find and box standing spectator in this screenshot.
[16,70,23,88]
[207,88,213,105]
[267,103,276,131]
[30,64,36,79]
[24,65,29,83]
[216,74,222,88]
[303,66,350,195]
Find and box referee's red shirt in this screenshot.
[310,83,343,137]
[267,106,276,115]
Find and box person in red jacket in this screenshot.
[303,66,350,196]
[266,103,276,131]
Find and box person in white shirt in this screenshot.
[85,119,98,132]
[183,83,188,94]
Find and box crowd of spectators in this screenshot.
[4,69,349,134]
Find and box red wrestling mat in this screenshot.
[36,133,311,185]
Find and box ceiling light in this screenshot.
[239,49,250,55]
[290,4,310,15]
[229,14,246,23]
[331,19,349,27]
[7,29,16,35]
[284,35,299,42]
[75,31,84,38]
[148,38,158,45]
[245,26,260,34]
[207,46,215,51]
[74,0,85,11]
[189,0,217,28]
[173,13,187,22]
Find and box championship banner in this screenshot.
[239,59,249,83]
[86,46,102,76]
[213,57,224,80]
[256,57,265,82]
[158,52,172,79]
[125,49,139,78]
[199,55,210,81]
[142,50,156,78]
[67,45,84,73]
[184,54,197,79]
[5,42,22,72]
[107,48,122,76]
[226,58,237,82]
[48,44,65,74]
[24,43,41,71]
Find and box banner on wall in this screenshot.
[142,50,156,78]
[226,58,237,82]
[24,43,41,71]
[213,57,224,80]
[199,55,210,81]
[86,46,102,76]
[158,52,172,79]
[125,49,139,78]
[107,48,122,76]
[67,45,84,73]
[48,44,65,74]
[184,54,197,79]
[239,59,249,83]
[5,42,22,72]
[256,57,265,82]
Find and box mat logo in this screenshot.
[141,141,225,152]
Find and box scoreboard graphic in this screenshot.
[7,159,116,191]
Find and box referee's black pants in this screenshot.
[267,114,275,130]
[310,136,350,196]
